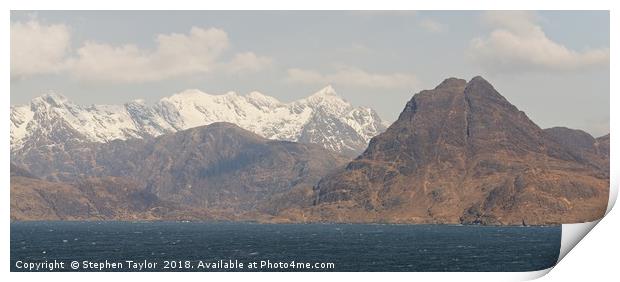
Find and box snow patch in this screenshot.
[11,86,386,155]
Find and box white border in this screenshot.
[3,0,618,281]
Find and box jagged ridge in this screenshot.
[297,76,609,225]
[10,86,386,157]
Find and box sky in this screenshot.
[10,11,610,136]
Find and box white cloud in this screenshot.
[287,66,417,89]
[11,20,71,78]
[68,27,231,82]
[287,68,325,85]
[418,18,446,33]
[482,11,538,35]
[469,11,609,73]
[11,21,272,82]
[223,52,273,74]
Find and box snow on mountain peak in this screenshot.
[130,99,146,105]
[246,91,282,108]
[313,85,337,96]
[301,86,351,118]
[307,85,342,102]
[31,92,69,108]
[165,89,209,101]
[11,88,387,156]
[224,91,239,98]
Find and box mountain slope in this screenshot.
[597,134,610,157]
[10,175,223,221]
[292,76,609,225]
[543,127,610,173]
[10,164,210,221]
[11,86,385,157]
[12,123,348,215]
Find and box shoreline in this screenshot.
[9,219,563,227]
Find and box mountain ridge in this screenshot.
[10,86,386,157]
[277,76,609,225]
[11,122,349,216]
[10,76,610,225]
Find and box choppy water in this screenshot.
[11,221,560,272]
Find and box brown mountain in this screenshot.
[11,78,609,225]
[10,163,35,178]
[281,76,609,225]
[597,134,610,157]
[10,164,211,221]
[11,122,348,219]
[543,127,610,173]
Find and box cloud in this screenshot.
[11,21,272,82]
[10,20,71,78]
[287,66,417,89]
[68,27,231,82]
[469,11,609,73]
[223,52,273,74]
[418,18,446,33]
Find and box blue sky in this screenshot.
[10,11,610,136]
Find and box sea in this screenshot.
[10,221,560,272]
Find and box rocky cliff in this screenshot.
[285,77,610,225]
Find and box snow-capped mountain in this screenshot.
[10,86,387,157]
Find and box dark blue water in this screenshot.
[11,221,560,272]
